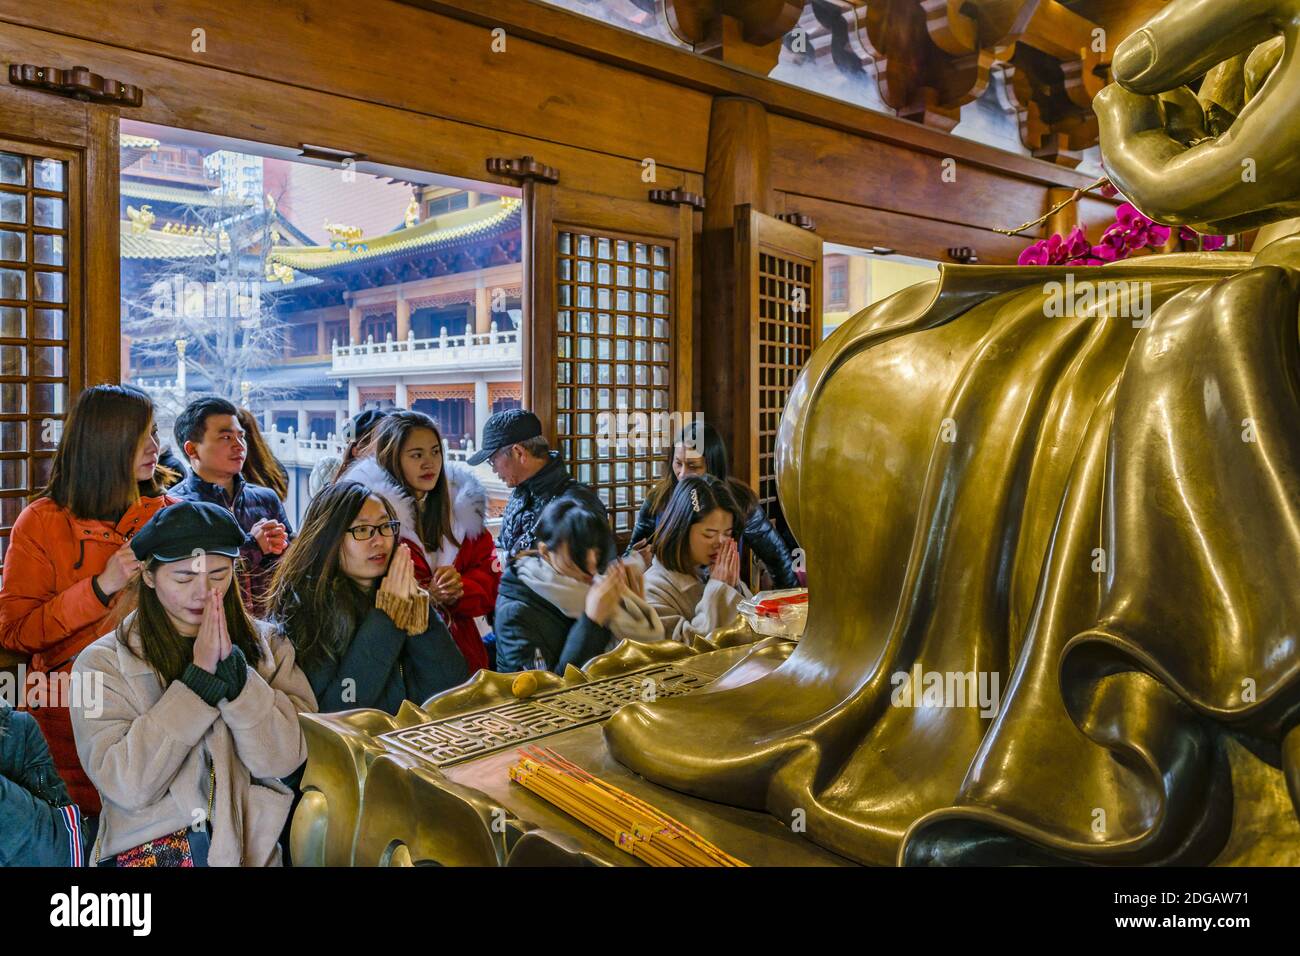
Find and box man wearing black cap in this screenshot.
[468,409,610,559]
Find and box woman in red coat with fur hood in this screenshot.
[344,411,499,673]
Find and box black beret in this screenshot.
[349,408,390,444]
[130,501,249,563]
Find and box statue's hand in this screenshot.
[1096,0,1300,234]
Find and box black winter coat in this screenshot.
[494,562,614,673]
[302,607,468,716]
[497,451,612,558]
[628,496,800,589]
[0,703,89,866]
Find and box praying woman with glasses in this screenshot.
[265,480,467,719]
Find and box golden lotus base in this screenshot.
[290,626,850,866]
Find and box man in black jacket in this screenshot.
[468,409,611,560]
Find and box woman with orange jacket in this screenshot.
[0,384,176,812]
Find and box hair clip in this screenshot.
[689,487,701,512]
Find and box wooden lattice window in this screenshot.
[553,230,674,535]
[0,144,73,578]
[755,251,815,511]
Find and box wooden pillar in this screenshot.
[702,96,772,486]
[348,303,361,346]
[395,292,410,341]
[475,283,491,334]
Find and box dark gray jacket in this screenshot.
[497,451,610,559]
[302,607,468,716]
[493,562,613,673]
[0,703,89,866]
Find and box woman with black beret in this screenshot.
[69,500,315,867]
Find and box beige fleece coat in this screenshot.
[70,613,315,866]
[643,558,751,644]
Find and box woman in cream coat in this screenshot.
[71,501,314,867]
[643,475,752,644]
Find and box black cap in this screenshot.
[130,501,249,563]
[467,409,543,465]
[348,408,389,445]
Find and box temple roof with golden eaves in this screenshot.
[120,221,232,260]
[121,179,248,208]
[266,196,521,274]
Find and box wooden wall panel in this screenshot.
[768,114,1053,238]
[784,193,1028,264]
[0,0,711,175]
[0,23,701,204]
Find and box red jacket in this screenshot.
[0,493,174,811]
[345,458,500,673]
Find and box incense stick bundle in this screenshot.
[508,746,747,867]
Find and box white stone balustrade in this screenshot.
[262,429,476,470]
[331,324,521,375]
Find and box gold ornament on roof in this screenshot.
[126,204,155,234]
[405,196,420,229]
[265,259,296,285]
[324,220,365,250]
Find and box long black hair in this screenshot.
[645,420,757,518]
[371,410,458,551]
[652,475,744,574]
[266,480,398,672]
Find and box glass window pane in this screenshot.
[1,495,22,528]
[34,159,64,193]
[0,384,22,413]
[0,458,25,491]
[33,197,63,228]
[34,272,64,304]
[0,230,23,262]
[31,346,64,377]
[33,234,63,266]
[0,154,24,186]
[0,268,24,299]
[31,456,52,488]
[30,382,65,414]
[0,347,21,375]
[0,193,24,225]
[34,418,60,451]
[33,309,62,339]
[0,421,25,452]
[0,308,22,338]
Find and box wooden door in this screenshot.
[0,80,117,651]
[525,184,695,540]
[734,204,821,548]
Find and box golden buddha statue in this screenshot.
[605,0,1300,865]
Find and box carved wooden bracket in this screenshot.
[802,0,1112,164]
[947,246,979,263]
[9,64,143,106]
[661,0,805,73]
[649,187,706,210]
[778,211,818,231]
[485,156,559,184]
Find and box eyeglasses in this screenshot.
[345,520,400,541]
